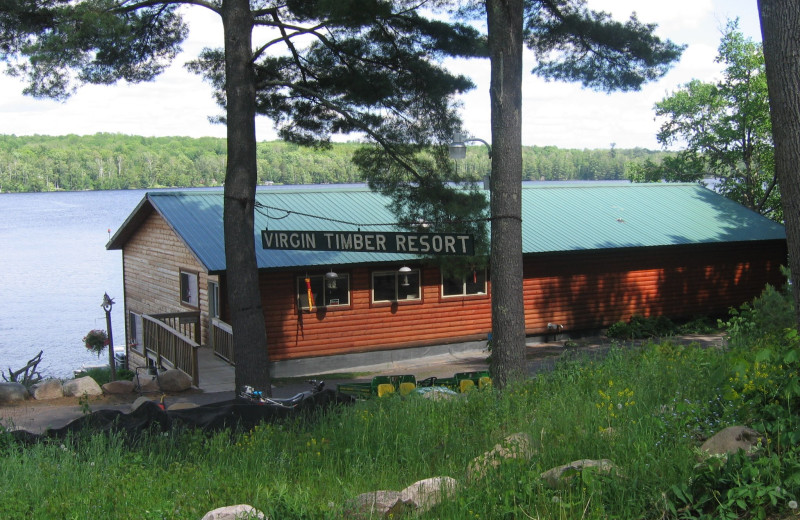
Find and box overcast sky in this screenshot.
[0,0,762,150]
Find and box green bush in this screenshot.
[606,314,676,339]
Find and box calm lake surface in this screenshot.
[0,189,146,378]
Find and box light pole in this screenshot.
[101,292,117,381]
[448,132,492,190]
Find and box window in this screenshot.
[442,269,487,297]
[208,281,220,319]
[372,269,421,303]
[297,274,350,310]
[129,312,143,353]
[180,270,199,307]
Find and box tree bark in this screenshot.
[758,0,800,326]
[221,0,272,394]
[487,0,526,387]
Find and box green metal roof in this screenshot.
[107,183,785,273]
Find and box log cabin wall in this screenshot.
[261,265,492,361]
[260,240,786,360]
[522,240,787,334]
[121,211,215,348]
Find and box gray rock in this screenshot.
[700,426,763,458]
[200,504,266,520]
[62,376,102,397]
[346,491,412,519]
[468,432,534,481]
[102,380,135,395]
[30,379,64,400]
[540,459,617,488]
[0,382,29,404]
[158,369,192,392]
[400,476,458,513]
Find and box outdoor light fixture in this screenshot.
[399,266,412,287]
[449,132,492,190]
[325,270,339,289]
[100,292,117,381]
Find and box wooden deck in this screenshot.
[195,346,235,393]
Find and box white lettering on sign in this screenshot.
[263,230,474,255]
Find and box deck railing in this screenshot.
[142,313,200,386]
[209,318,234,364]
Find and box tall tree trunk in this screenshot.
[758,0,800,327]
[487,0,526,387]
[221,0,272,394]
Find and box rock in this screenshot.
[102,380,135,395]
[345,491,413,519]
[134,374,160,393]
[400,476,458,513]
[699,426,763,459]
[166,402,198,411]
[62,376,102,397]
[415,386,459,401]
[468,432,535,481]
[200,504,266,520]
[30,379,64,400]
[158,369,192,392]
[0,382,29,404]
[540,459,617,488]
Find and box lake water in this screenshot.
[0,190,144,378]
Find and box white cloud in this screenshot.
[0,0,762,149]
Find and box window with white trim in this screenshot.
[208,281,220,318]
[372,269,421,303]
[442,269,487,297]
[297,274,350,310]
[180,270,199,307]
[129,312,143,353]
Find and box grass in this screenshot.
[3,322,800,517]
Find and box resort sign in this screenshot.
[262,230,474,256]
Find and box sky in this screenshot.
[0,0,762,150]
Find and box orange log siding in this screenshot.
[261,240,787,361]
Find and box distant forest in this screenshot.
[0,133,669,193]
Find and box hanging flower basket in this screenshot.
[83,329,109,356]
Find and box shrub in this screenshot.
[606,314,675,339]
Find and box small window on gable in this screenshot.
[297,274,350,311]
[442,269,487,297]
[372,268,421,303]
[180,270,199,307]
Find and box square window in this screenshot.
[442,269,487,297]
[372,269,421,303]
[180,270,199,307]
[297,274,350,310]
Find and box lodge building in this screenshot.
[107,183,787,381]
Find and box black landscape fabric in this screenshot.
[9,390,353,444]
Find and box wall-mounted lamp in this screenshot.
[399,266,412,287]
[325,270,339,289]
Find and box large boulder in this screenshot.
[30,379,64,400]
[201,504,266,520]
[699,426,763,459]
[345,491,413,519]
[0,382,29,404]
[158,369,192,392]
[102,380,136,395]
[62,376,102,397]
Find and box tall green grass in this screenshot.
[3,282,800,519]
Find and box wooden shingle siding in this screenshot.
[122,212,215,346]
